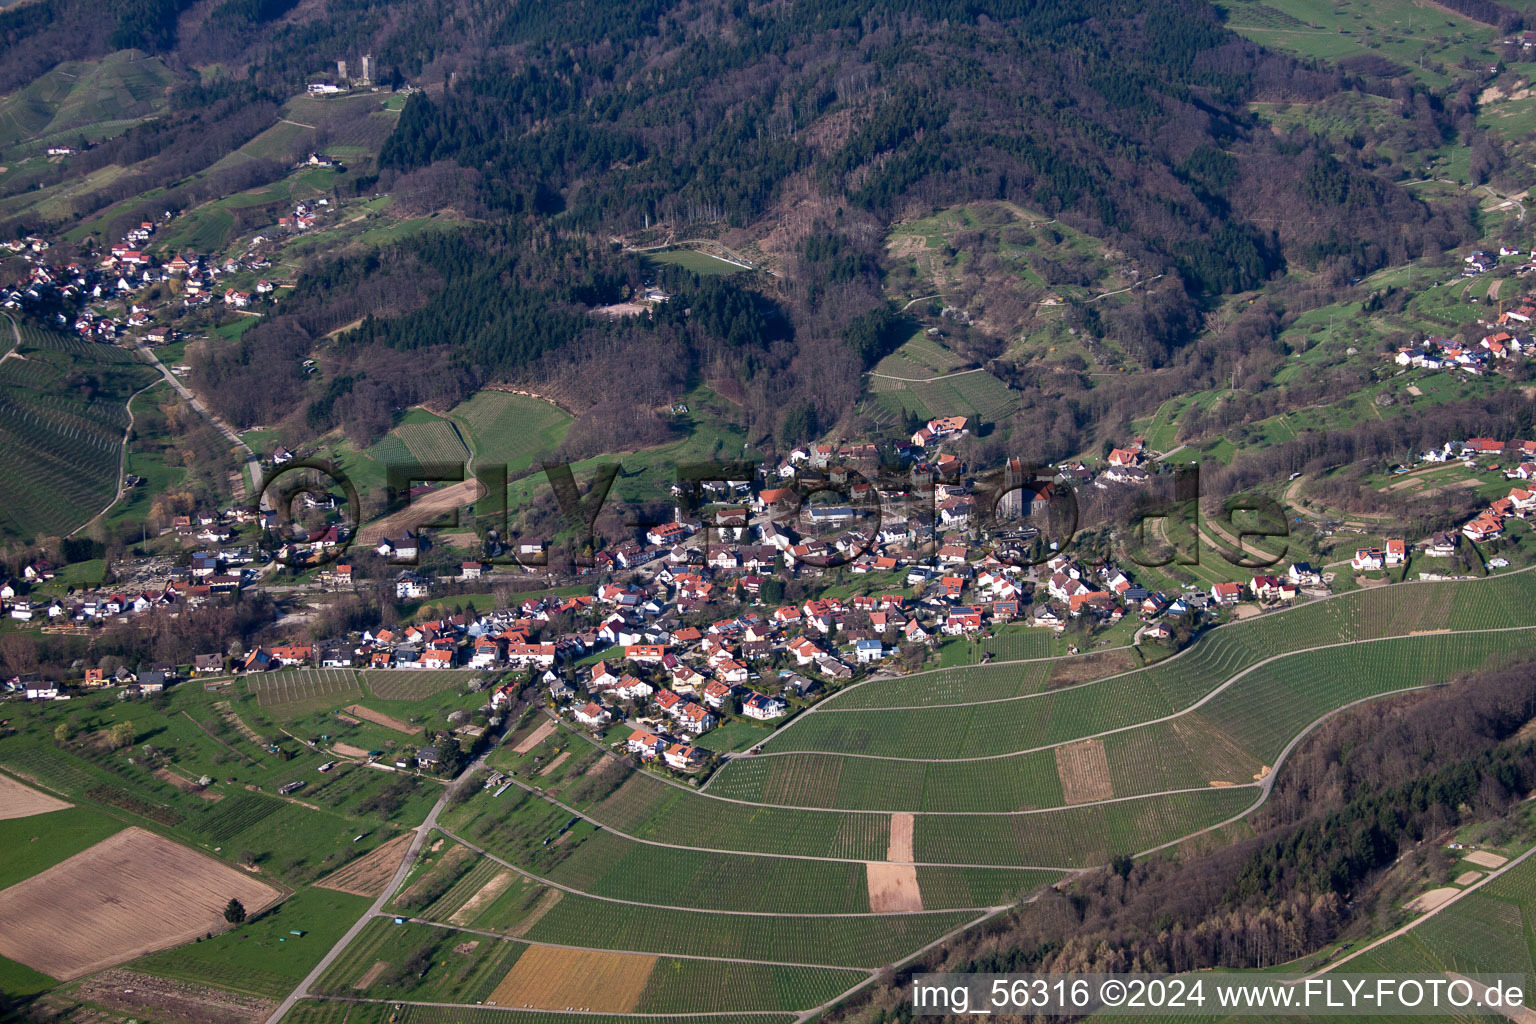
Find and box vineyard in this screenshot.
[317,919,865,1012]
[368,413,470,471]
[363,670,465,701]
[449,391,574,475]
[248,669,363,714]
[196,792,284,843]
[136,570,1536,1022]
[0,322,155,540]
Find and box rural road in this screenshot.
[68,377,164,537]
[263,748,492,1024]
[133,340,260,502]
[866,365,989,384]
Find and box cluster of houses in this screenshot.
[1392,291,1536,378]
[5,662,180,701]
[1,546,254,625]
[3,208,296,338]
[1452,439,1536,543]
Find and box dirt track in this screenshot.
[343,704,415,734]
[510,718,558,754]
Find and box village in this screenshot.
[2,182,336,342]
[15,409,1534,785]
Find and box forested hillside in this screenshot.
[163,0,1485,455]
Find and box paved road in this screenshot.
[133,339,260,501]
[262,749,491,1024]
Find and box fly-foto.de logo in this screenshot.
[252,452,1288,573]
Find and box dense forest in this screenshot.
[165,0,1487,452]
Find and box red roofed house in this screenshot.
[1210,581,1243,606]
[664,743,705,771]
[1351,548,1386,572]
[625,643,668,663]
[627,729,665,759]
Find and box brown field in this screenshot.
[0,771,71,819]
[73,969,274,1024]
[0,828,282,980]
[1055,739,1113,805]
[510,718,557,754]
[342,704,414,734]
[538,751,571,776]
[451,869,516,925]
[358,477,487,547]
[315,833,414,897]
[1048,648,1138,687]
[866,862,924,912]
[355,961,390,989]
[488,945,655,1011]
[153,768,220,800]
[1404,887,1459,913]
[887,812,915,863]
[510,888,564,937]
[1465,850,1509,869]
[332,741,371,758]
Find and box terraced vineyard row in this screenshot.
[507,890,976,968]
[448,793,880,913]
[287,1002,798,1024]
[762,573,1536,761]
[910,786,1258,867]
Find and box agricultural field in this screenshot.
[643,248,750,275]
[363,669,466,701]
[0,827,283,980]
[248,668,363,714]
[127,886,371,999]
[448,390,574,476]
[0,321,157,541]
[0,771,72,819]
[1216,0,1497,91]
[868,366,1019,423]
[0,50,173,155]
